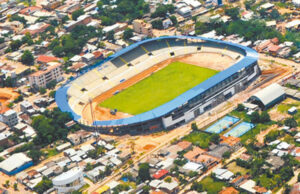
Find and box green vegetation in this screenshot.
[72,9,84,20]
[50,25,103,58]
[21,50,34,65]
[192,176,226,194]
[151,19,163,30]
[195,18,299,49]
[123,28,134,40]
[151,4,175,18]
[45,148,59,157]
[34,176,53,194]
[100,62,218,115]
[96,0,149,26]
[240,123,269,144]
[264,130,285,143]
[138,163,151,182]
[183,131,212,148]
[32,108,75,146]
[10,14,27,25]
[227,161,250,175]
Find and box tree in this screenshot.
[164,177,172,183]
[225,7,240,20]
[49,91,56,98]
[10,40,22,51]
[46,80,57,89]
[34,176,53,194]
[28,149,43,163]
[223,151,231,159]
[191,123,198,131]
[250,111,260,123]
[10,14,27,25]
[21,50,34,65]
[141,185,150,194]
[284,117,297,128]
[72,9,84,20]
[169,15,177,26]
[195,22,210,35]
[151,4,174,18]
[236,104,245,112]
[151,19,163,30]
[210,133,220,144]
[39,87,46,94]
[123,28,134,40]
[107,31,115,42]
[270,9,280,20]
[22,33,34,45]
[138,163,151,181]
[258,8,268,18]
[260,111,270,123]
[244,0,254,10]
[191,181,203,192]
[52,46,64,57]
[13,183,18,191]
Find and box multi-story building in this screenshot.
[132,19,153,36]
[28,62,63,88]
[2,109,18,127]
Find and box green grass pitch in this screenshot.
[99,61,219,115]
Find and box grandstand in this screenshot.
[56,36,260,134]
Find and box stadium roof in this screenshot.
[56,36,259,127]
[251,83,285,108]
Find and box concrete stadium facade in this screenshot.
[56,36,260,135]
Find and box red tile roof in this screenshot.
[268,44,281,53]
[20,6,42,15]
[177,141,192,150]
[93,51,103,59]
[219,187,239,194]
[184,147,206,161]
[153,169,168,179]
[220,136,240,147]
[37,55,61,63]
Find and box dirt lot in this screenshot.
[82,52,234,123]
[0,88,19,114]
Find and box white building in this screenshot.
[28,62,63,88]
[0,153,32,175]
[293,0,300,7]
[2,109,18,127]
[53,167,85,194]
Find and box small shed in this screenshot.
[288,106,297,115]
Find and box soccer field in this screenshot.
[99,61,219,115]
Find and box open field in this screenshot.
[226,161,249,175]
[199,176,226,194]
[82,52,233,123]
[99,61,218,115]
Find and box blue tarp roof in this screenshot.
[56,36,258,127]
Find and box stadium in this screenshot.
[56,36,260,134]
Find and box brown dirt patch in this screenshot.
[0,88,19,113]
[94,106,132,121]
[143,144,156,151]
[81,52,235,124]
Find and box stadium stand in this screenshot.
[56,36,260,135]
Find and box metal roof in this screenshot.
[56,36,259,127]
[251,83,285,107]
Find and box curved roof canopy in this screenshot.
[251,83,285,107]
